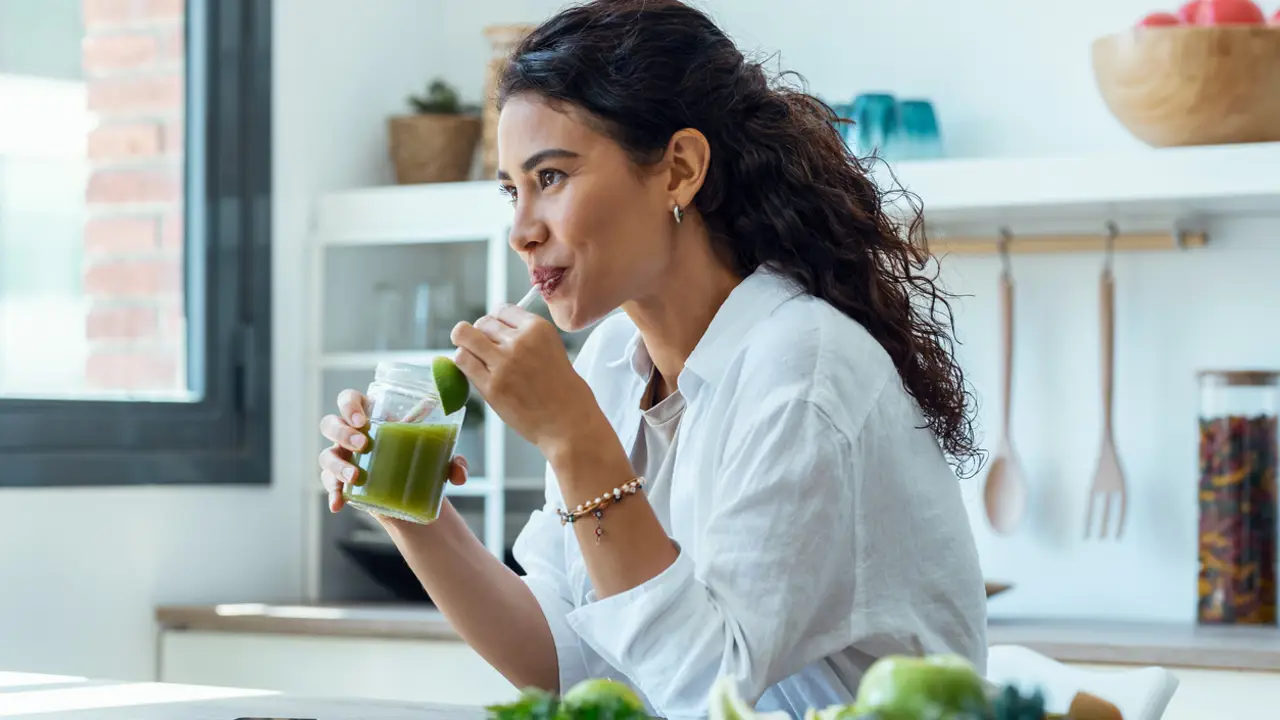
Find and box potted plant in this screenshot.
[387,78,483,184]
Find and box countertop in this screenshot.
[156,603,1280,673]
[0,671,481,719]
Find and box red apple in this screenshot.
[1177,0,1202,22]
[1138,10,1182,26]
[1190,0,1267,24]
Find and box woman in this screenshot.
[318,1,987,717]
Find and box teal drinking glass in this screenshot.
[897,99,944,160]
[849,92,901,162]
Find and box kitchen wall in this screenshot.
[433,0,1167,158]
[0,0,445,681]
[422,0,1280,623]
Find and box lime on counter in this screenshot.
[432,355,470,416]
[561,678,647,718]
[854,654,990,720]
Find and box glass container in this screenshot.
[1196,369,1280,625]
[343,361,466,524]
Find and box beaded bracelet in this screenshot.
[556,477,646,543]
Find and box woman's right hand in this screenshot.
[317,388,470,514]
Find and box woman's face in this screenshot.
[496,93,678,332]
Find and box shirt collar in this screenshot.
[607,264,804,391]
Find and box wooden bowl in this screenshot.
[1091,26,1280,147]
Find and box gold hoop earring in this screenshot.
[672,204,684,224]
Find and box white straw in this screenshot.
[515,285,542,309]
[400,286,542,423]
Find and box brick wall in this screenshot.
[81,0,185,394]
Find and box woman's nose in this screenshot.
[508,204,548,254]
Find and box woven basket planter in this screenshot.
[387,113,482,185]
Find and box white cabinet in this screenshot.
[159,630,520,708]
[1068,663,1280,720]
[303,181,577,604]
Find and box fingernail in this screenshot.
[352,413,366,428]
[328,491,339,512]
[343,466,356,481]
[350,433,366,450]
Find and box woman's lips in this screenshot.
[531,267,567,297]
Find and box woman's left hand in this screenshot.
[450,304,601,453]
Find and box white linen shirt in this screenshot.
[512,267,988,720]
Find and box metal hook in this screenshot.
[997,227,1013,277]
[1103,221,1119,275]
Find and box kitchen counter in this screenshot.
[156,603,1280,673]
[157,601,459,641]
[0,671,481,719]
[987,617,1280,672]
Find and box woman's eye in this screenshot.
[499,185,517,203]
[538,169,565,189]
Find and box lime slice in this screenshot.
[708,676,792,720]
[431,356,470,416]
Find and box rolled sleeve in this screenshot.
[563,398,856,719]
[522,571,590,693]
[565,545,713,713]
[513,503,590,692]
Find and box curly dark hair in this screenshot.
[497,0,981,476]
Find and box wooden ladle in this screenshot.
[983,230,1028,535]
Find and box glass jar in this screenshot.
[343,361,466,525]
[1196,370,1280,625]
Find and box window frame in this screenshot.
[0,0,272,488]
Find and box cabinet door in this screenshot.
[160,630,519,707]
[1068,663,1280,720]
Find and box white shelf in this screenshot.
[305,198,538,600]
[320,350,452,371]
[315,143,1280,249]
[448,476,545,496]
[315,181,512,245]
[504,475,545,492]
[879,141,1280,230]
[312,476,545,497]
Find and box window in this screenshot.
[0,0,271,486]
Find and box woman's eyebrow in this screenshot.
[496,148,581,180]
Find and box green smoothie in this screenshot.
[343,420,461,524]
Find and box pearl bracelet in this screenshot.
[556,477,646,542]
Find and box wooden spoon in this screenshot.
[983,241,1028,535]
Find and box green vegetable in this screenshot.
[487,687,561,720]
[485,660,1052,720]
[486,680,647,720]
[989,684,1047,720]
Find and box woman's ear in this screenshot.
[665,127,710,208]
